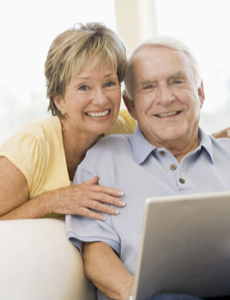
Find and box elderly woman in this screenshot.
[0,23,136,220]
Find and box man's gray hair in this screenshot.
[124,36,201,99]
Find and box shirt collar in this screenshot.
[198,127,214,163]
[128,125,214,165]
[128,126,157,164]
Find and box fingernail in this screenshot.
[119,201,126,207]
[117,191,124,196]
[100,216,106,221]
[112,209,119,215]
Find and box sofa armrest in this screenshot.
[0,218,96,300]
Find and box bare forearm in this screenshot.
[83,242,134,300]
[0,157,125,220]
[212,127,230,139]
[0,189,58,220]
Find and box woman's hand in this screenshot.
[51,175,125,220]
[212,127,230,139]
[0,156,124,220]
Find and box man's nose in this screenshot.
[156,84,175,105]
[92,88,108,106]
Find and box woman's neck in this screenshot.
[60,119,103,181]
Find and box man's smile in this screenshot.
[155,111,181,118]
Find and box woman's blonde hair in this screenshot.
[45,22,127,117]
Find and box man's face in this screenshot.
[127,46,204,148]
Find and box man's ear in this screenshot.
[123,94,137,120]
[198,80,205,108]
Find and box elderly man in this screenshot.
[66,36,230,300]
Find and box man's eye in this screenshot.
[174,80,184,84]
[78,85,88,91]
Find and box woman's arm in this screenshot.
[83,242,134,300]
[212,127,230,139]
[0,157,125,220]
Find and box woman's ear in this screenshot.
[123,94,137,120]
[198,80,205,108]
[53,96,65,115]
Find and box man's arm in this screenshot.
[83,242,134,300]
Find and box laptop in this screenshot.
[131,191,230,300]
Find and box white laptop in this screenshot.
[131,191,230,300]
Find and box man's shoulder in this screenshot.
[213,136,230,150]
[90,134,131,152]
[80,134,132,169]
[207,134,230,160]
[209,133,230,147]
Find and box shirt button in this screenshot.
[159,151,165,156]
[179,178,185,184]
[170,164,177,170]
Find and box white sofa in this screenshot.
[0,217,97,300]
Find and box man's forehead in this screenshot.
[134,44,187,63]
[132,45,191,79]
[133,44,173,59]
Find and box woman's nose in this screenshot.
[92,88,108,106]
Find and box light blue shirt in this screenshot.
[66,126,230,300]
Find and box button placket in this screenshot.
[177,160,188,188]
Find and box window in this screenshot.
[154,0,230,134]
[0,0,116,144]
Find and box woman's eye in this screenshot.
[78,85,88,91]
[105,81,116,87]
[144,85,154,90]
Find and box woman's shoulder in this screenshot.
[19,115,60,139]
[0,116,61,156]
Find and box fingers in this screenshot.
[74,185,125,208]
[76,207,107,221]
[88,183,124,198]
[87,190,125,207]
[84,175,99,185]
[227,128,230,137]
[83,198,122,215]
[76,202,123,221]
[82,175,124,206]
[61,177,126,219]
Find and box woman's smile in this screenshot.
[85,109,111,118]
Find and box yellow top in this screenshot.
[0,110,136,217]
[105,109,136,135]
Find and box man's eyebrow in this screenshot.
[168,71,188,80]
[138,78,155,84]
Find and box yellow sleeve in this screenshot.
[105,109,136,136]
[0,131,49,198]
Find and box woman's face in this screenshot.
[55,61,121,137]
